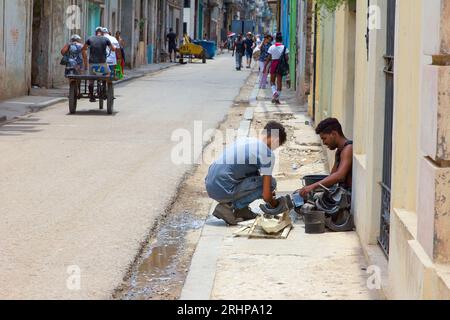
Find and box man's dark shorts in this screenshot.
[169,44,177,54]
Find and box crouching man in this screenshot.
[299,118,353,198]
[205,121,287,225]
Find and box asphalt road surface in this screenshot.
[0,54,249,299]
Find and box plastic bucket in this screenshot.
[193,40,217,59]
[304,211,326,234]
[302,175,328,186]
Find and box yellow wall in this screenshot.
[320,0,450,299]
[390,0,421,213]
[331,4,356,139]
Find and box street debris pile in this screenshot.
[233,211,293,239]
[233,194,302,239]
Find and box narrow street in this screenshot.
[0,55,249,299]
[1,0,449,304]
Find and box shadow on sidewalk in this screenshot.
[0,116,49,136]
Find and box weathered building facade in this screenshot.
[0,0,187,101]
[0,0,33,100]
[297,0,450,299]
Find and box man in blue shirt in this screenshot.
[205,121,287,225]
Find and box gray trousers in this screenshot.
[232,176,277,209]
[235,52,243,69]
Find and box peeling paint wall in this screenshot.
[0,0,33,100]
[31,0,72,89]
[29,0,123,89]
[418,0,450,264]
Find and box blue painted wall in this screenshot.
[281,0,290,47]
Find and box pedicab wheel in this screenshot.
[99,98,104,110]
[69,81,78,114]
[179,54,184,64]
[202,52,206,64]
[107,82,114,115]
[325,209,355,232]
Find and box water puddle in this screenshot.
[117,212,204,300]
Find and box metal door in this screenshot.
[379,0,396,257]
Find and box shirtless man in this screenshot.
[299,118,353,198]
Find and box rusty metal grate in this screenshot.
[378,183,391,257]
[378,0,396,258]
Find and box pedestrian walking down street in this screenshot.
[244,32,255,69]
[265,32,289,105]
[258,34,273,89]
[233,34,245,71]
[166,28,178,63]
[115,31,126,77]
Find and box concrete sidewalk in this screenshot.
[1,63,177,124]
[181,78,380,300]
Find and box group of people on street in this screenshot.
[61,27,126,101]
[205,117,353,226]
[232,32,257,70]
[232,32,289,105]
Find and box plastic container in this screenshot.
[193,40,217,59]
[304,211,326,234]
[302,175,328,186]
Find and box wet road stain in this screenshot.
[117,212,204,300]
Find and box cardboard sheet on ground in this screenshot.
[233,212,293,239]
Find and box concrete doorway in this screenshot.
[31,0,44,88]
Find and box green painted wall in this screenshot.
[87,2,101,37]
[289,0,298,88]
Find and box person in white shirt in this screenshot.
[265,33,289,105]
[102,27,121,77]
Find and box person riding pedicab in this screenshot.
[61,34,84,76]
[81,27,116,102]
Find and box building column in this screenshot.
[418,0,450,264]
[120,0,136,68]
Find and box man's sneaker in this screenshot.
[234,207,257,221]
[213,203,241,226]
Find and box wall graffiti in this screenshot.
[10,27,19,46]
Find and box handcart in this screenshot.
[66,74,115,115]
